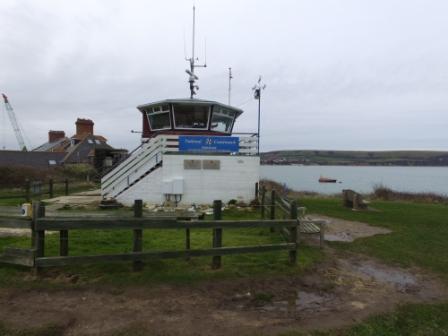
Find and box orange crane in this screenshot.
[2,93,28,151]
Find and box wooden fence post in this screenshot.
[59,230,68,257]
[270,190,276,219]
[289,200,298,265]
[64,179,69,196]
[260,186,266,219]
[185,227,191,260]
[133,200,143,271]
[212,200,222,269]
[353,194,360,210]
[270,189,276,232]
[31,201,38,248]
[25,179,31,202]
[32,202,45,274]
[49,179,54,198]
[255,182,259,200]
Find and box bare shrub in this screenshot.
[373,184,448,203]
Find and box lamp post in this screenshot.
[252,76,266,155]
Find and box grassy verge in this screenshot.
[299,197,448,281]
[0,208,323,288]
[288,196,448,336]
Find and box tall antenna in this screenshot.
[185,5,207,99]
[228,67,233,105]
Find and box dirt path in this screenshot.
[1,251,447,336]
[308,214,392,242]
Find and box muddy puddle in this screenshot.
[353,263,418,291]
[259,290,335,316]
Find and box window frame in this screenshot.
[146,104,172,131]
[210,106,236,134]
[172,104,210,130]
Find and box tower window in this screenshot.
[173,104,210,130]
[146,105,171,130]
[210,107,236,133]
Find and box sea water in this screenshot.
[260,165,448,195]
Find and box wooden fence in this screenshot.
[0,199,299,271]
[0,179,70,202]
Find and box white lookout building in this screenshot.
[101,6,260,206]
[100,98,260,206]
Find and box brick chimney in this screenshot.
[75,118,94,136]
[48,130,65,143]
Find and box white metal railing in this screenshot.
[101,137,165,197]
[101,134,258,198]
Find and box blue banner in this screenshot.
[178,136,239,153]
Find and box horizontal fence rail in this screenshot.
[0,217,31,229]
[35,244,296,268]
[34,218,297,231]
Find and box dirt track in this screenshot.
[1,250,447,336]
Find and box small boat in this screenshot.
[319,176,337,183]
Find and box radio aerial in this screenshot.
[185,5,207,99]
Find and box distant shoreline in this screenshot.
[261,150,448,167]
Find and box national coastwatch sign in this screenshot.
[178,136,240,153]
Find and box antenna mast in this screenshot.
[228,67,233,105]
[185,5,206,99]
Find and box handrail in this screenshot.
[102,142,164,194]
[106,150,162,198]
[102,137,164,188]
[102,141,151,183]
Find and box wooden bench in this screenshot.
[300,219,326,248]
[280,213,326,248]
[342,189,368,210]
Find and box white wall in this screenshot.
[117,153,259,206]
[116,166,164,205]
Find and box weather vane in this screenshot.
[252,76,266,154]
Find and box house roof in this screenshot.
[63,135,113,163]
[33,137,70,152]
[0,150,65,167]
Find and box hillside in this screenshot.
[261,150,448,166]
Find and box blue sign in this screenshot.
[178,136,239,153]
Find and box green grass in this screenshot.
[299,197,448,280]
[0,182,98,206]
[0,207,323,288]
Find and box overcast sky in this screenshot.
[1,0,447,152]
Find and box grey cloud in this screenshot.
[0,0,447,152]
